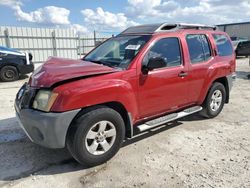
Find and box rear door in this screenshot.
[185,34,214,103]
[186,33,234,104]
[137,36,189,118]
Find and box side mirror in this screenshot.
[142,56,166,74]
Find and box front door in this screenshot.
[138,37,189,118]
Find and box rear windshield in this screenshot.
[212,34,233,56]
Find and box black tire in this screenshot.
[0,65,19,82]
[200,82,226,118]
[67,106,125,166]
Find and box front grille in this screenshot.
[16,84,36,109]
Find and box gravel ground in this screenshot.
[0,59,249,188]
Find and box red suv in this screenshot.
[15,23,236,166]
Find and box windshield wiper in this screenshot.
[84,59,103,65]
[85,59,116,68]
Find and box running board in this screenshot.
[137,106,202,132]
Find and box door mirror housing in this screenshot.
[142,56,166,74]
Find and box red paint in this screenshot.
[29,29,235,125]
[30,57,118,88]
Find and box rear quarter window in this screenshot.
[212,34,233,56]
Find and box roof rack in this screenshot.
[121,23,218,34]
[156,23,218,31]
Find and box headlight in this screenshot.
[32,90,58,112]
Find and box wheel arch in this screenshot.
[0,62,16,68]
[201,76,230,105]
[66,101,133,146]
[212,77,229,103]
[104,101,133,138]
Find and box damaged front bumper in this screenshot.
[15,83,80,148]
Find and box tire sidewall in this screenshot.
[0,66,19,82]
[72,107,125,166]
[205,82,226,117]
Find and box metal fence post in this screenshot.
[94,30,97,46]
[4,28,11,48]
[52,30,57,56]
[78,34,81,58]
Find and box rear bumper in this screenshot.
[15,103,80,148]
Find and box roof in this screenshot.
[121,23,218,35]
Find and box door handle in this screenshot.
[178,71,188,77]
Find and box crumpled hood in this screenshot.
[30,57,118,88]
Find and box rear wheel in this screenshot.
[67,107,125,166]
[0,65,19,81]
[200,82,226,118]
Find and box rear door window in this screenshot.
[186,34,212,64]
[200,35,212,61]
[212,34,233,56]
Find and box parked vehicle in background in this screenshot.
[235,41,250,57]
[15,23,236,166]
[231,40,246,50]
[0,46,34,81]
[230,36,248,41]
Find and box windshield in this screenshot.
[84,35,151,69]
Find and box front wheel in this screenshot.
[0,65,19,82]
[67,107,125,166]
[200,82,226,118]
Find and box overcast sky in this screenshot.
[0,0,250,33]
